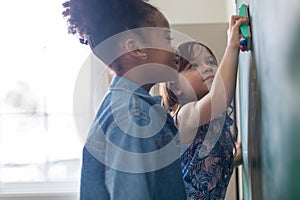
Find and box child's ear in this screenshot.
[124,39,146,59]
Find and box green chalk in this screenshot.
[239,4,251,50]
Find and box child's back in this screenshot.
[82,76,185,199]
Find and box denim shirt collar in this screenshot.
[109,75,162,104]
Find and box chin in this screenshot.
[197,91,209,100]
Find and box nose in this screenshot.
[201,64,214,73]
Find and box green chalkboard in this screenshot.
[237,0,300,199]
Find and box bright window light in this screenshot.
[0,0,90,194]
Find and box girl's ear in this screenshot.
[169,81,182,96]
[124,38,146,59]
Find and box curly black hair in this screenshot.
[62,0,161,49]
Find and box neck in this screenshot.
[115,72,155,92]
[112,62,159,93]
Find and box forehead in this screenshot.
[153,11,170,28]
[191,44,212,58]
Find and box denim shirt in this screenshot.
[80,76,186,200]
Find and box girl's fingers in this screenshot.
[229,17,248,36]
[227,15,248,48]
[229,15,240,27]
[234,18,248,28]
[229,15,248,28]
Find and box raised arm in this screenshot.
[178,15,248,142]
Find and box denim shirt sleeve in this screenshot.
[80,146,110,200]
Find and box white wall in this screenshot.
[150,0,235,24]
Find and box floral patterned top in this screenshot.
[180,113,234,200]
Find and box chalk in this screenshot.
[239,4,252,51]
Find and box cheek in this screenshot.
[192,75,210,97]
[158,50,176,68]
[149,49,174,61]
[178,75,197,97]
[213,67,218,74]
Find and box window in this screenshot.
[0,0,91,195]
